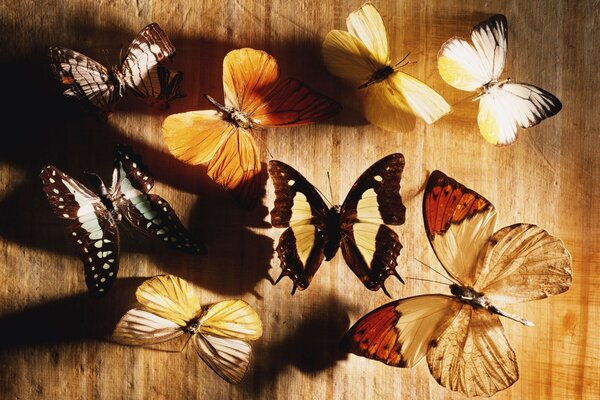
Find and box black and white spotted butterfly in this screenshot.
[48,23,184,113]
[40,145,207,296]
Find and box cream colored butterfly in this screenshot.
[438,14,562,145]
[112,275,263,384]
[322,2,451,132]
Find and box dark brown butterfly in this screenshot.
[40,145,206,296]
[48,23,183,113]
[269,154,406,295]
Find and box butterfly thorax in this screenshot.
[360,66,394,88]
[323,205,342,260]
[482,78,511,94]
[84,172,122,222]
[184,317,201,334]
[204,94,253,129]
[109,67,126,98]
[450,284,494,310]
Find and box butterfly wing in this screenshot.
[269,160,330,293]
[478,82,562,145]
[48,46,120,110]
[223,48,340,127]
[134,275,201,327]
[112,308,184,346]
[144,65,185,107]
[361,70,450,132]
[423,170,497,287]
[438,14,508,91]
[193,299,262,384]
[120,23,180,104]
[342,295,461,368]
[345,3,391,67]
[426,305,518,397]
[322,29,380,83]
[474,223,572,307]
[339,153,406,293]
[40,166,119,296]
[113,145,207,254]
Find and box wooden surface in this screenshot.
[0,0,598,399]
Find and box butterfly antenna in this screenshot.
[178,334,194,352]
[405,277,451,286]
[327,171,335,204]
[393,52,411,69]
[313,178,333,208]
[413,257,458,284]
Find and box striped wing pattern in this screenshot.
[48,23,182,111]
[40,166,119,296]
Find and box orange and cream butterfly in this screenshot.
[438,15,562,145]
[112,275,263,384]
[162,48,341,209]
[322,2,451,132]
[342,170,572,397]
[49,23,183,114]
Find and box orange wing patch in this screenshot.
[424,170,492,238]
[162,48,341,209]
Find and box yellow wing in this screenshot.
[162,110,234,165]
[426,305,519,397]
[474,224,572,307]
[135,275,201,327]
[198,299,263,340]
[322,29,379,83]
[362,71,450,132]
[112,308,184,346]
[346,2,390,67]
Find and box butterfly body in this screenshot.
[360,65,394,88]
[205,94,254,129]
[269,154,406,295]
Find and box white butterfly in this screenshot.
[438,15,562,145]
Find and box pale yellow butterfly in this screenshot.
[322,2,451,132]
[112,274,263,384]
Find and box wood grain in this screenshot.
[0,0,598,399]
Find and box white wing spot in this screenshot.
[94,241,103,248]
[132,162,137,168]
[77,240,83,244]
[108,272,114,276]
[374,175,383,182]
[58,205,64,209]
[103,263,111,270]
[71,232,77,236]
[100,278,106,283]
[59,197,64,202]
[53,188,60,194]
[93,274,98,279]
[49,178,56,183]
[62,213,69,218]
[136,171,141,176]
[288,179,295,186]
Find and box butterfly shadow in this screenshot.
[241,294,351,397]
[0,277,146,350]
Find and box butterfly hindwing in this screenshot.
[426,305,518,397]
[40,166,119,296]
[269,160,330,293]
[340,153,405,292]
[112,308,184,346]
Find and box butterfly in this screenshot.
[113,274,262,384]
[322,2,451,132]
[48,23,183,114]
[40,145,206,296]
[342,170,572,397]
[438,15,562,145]
[162,48,342,209]
[269,153,406,296]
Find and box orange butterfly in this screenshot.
[162,48,341,208]
[342,170,572,397]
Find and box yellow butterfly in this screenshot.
[322,2,451,132]
[438,15,562,145]
[112,275,262,384]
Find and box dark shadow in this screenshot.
[243,295,352,396]
[0,277,146,349]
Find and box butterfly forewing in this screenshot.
[345,3,391,67]
[48,46,119,110]
[40,166,119,296]
[423,170,497,286]
[474,223,572,307]
[121,23,177,100]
